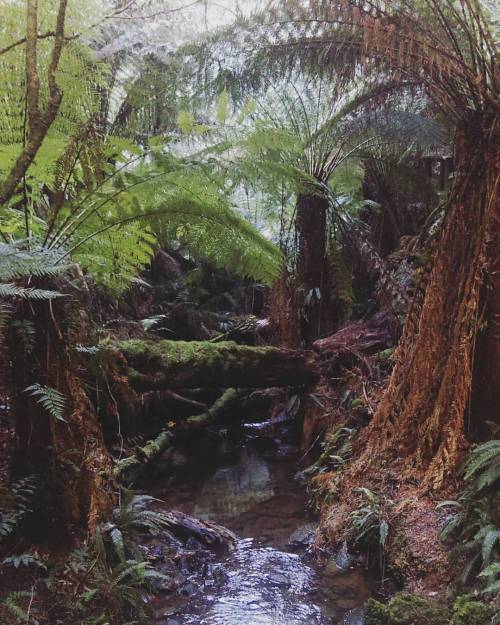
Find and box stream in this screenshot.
[152,409,371,625]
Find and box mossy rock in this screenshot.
[365,598,389,625]
[388,594,450,625]
[451,595,493,625]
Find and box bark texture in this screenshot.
[295,192,331,343]
[366,114,499,488]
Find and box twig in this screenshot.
[26,585,35,625]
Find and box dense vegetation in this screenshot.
[0,1,498,624]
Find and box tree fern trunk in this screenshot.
[296,191,331,343]
[11,283,115,535]
[367,114,499,488]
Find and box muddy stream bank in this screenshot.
[147,405,372,625]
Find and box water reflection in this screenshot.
[194,449,274,521]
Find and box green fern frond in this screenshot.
[110,527,126,563]
[4,591,31,623]
[24,384,66,422]
[0,475,37,539]
[0,243,65,281]
[0,283,63,300]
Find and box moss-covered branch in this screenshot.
[114,430,174,484]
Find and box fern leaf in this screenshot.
[110,527,126,563]
[482,530,500,567]
[24,384,66,422]
[0,283,63,300]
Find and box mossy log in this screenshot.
[114,430,174,484]
[113,339,317,392]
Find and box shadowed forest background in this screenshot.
[0,1,498,624]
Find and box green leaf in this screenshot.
[216,89,230,124]
[24,384,66,422]
[379,520,389,547]
[177,110,195,133]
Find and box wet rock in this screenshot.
[179,580,200,597]
[212,564,229,585]
[335,541,355,570]
[275,444,300,460]
[267,572,291,587]
[185,537,204,551]
[343,607,365,625]
[155,571,186,593]
[288,522,318,548]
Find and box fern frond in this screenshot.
[0,283,63,300]
[4,591,31,623]
[0,475,37,539]
[110,527,126,563]
[0,243,65,281]
[24,384,66,422]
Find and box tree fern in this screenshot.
[0,243,65,281]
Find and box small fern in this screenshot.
[463,440,500,495]
[11,320,37,353]
[24,384,66,422]
[2,552,46,571]
[3,591,32,623]
[439,440,500,595]
[348,487,392,577]
[0,475,37,540]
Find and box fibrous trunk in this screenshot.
[367,114,499,488]
[11,290,115,534]
[295,191,331,343]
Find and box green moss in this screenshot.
[387,594,450,625]
[451,595,493,625]
[377,348,395,360]
[116,339,273,369]
[365,598,389,625]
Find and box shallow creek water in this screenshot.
[154,419,371,625]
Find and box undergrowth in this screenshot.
[0,491,175,625]
[439,440,500,599]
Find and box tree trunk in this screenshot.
[365,114,499,488]
[114,339,318,391]
[11,288,116,535]
[295,191,330,343]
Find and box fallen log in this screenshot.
[164,510,236,551]
[112,339,317,392]
[313,310,393,356]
